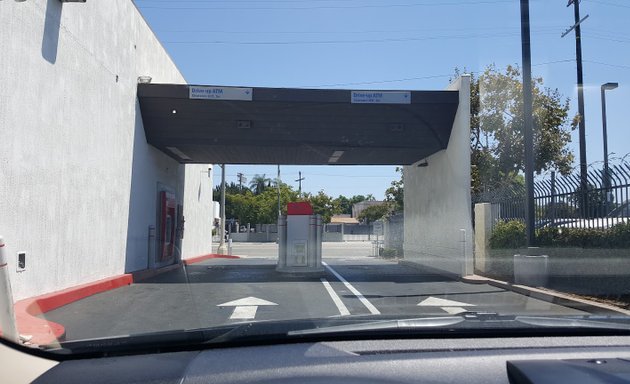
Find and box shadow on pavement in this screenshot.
[135,262,455,285]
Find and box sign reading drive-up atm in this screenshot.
[189,86,253,101]
[351,90,411,104]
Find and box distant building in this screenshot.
[352,201,387,219]
[330,215,360,225]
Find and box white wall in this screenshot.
[0,1,211,300]
[403,75,473,277]
[180,165,214,260]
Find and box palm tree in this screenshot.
[249,174,271,195]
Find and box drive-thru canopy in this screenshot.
[138,84,459,165]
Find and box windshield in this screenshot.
[1,0,629,355]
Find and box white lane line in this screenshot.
[322,261,380,315]
[320,278,351,316]
[230,306,258,320]
[441,307,468,315]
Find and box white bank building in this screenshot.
[1,0,473,303]
[1,1,214,301]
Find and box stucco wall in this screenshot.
[180,165,214,259]
[402,75,473,277]
[0,1,211,300]
[384,213,404,255]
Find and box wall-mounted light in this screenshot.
[59,0,87,3]
[137,76,152,84]
[417,160,429,167]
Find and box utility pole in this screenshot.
[237,172,247,191]
[563,0,589,217]
[520,0,536,246]
[295,171,305,196]
[217,164,228,255]
[277,165,281,217]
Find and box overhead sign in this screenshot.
[189,86,253,101]
[351,91,411,104]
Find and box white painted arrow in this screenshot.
[418,297,475,315]
[218,297,278,320]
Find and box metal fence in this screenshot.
[473,162,630,230]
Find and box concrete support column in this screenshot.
[474,203,493,273]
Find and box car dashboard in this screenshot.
[31,335,630,383]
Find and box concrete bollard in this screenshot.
[0,236,18,343]
[277,216,287,269]
[514,248,549,287]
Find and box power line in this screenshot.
[585,0,630,9]
[584,60,630,70]
[155,26,562,35]
[138,0,517,11]
[301,74,452,88]
[302,59,579,87]
[163,31,557,45]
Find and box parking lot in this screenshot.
[43,243,598,341]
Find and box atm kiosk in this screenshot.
[277,202,323,273]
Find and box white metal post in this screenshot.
[0,237,18,343]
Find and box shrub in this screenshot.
[508,222,630,249]
[489,220,526,249]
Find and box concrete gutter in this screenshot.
[400,260,630,316]
[462,274,630,316]
[13,254,241,346]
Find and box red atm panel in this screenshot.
[159,191,177,261]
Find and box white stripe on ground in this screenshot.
[230,306,258,320]
[322,261,380,315]
[441,307,468,315]
[320,278,351,316]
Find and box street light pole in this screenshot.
[277,165,281,217]
[601,82,618,191]
[520,0,536,246]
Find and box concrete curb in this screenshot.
[462,274,630,316]
[13,254,241,346]
[183,253,241,265]
[14,275,133,345]
[398,260,630,316]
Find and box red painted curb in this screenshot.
[12,253,240,346]
[14,274,133,346]
[183,253,241,265]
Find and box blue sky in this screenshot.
[135,0,629,199]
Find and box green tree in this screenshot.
[385,167,404,212]
[303,190,341,223]
[462,65,576,194]
[249,174,272,195]
[357,203,391,224]
[334,194,373,215]
[213,182,247,198]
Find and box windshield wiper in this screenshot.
[46,325,243,355]
[514,316,630,331]
[45,314,630,356]
[289,313,630,336]
[288,316,465,336]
